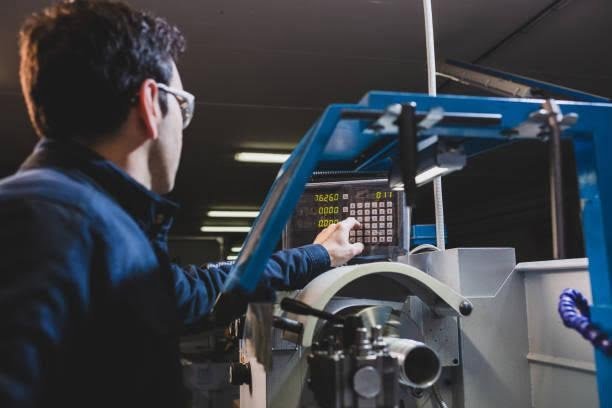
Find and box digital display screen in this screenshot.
[284,179,405,257]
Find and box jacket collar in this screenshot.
[20,138,179,240]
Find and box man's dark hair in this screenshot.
[19,0,186,142]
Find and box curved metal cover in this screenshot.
[285,261,472,347]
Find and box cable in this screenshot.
[432,386,449,408]
[433,178,445,250]
[422,0,446,250]
[422,0,437,97]
[558,288,612,355]
[409,244,440,254]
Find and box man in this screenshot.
[0,1,363,406]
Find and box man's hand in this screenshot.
[314,217,364,267]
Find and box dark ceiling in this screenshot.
[0,0,610,260]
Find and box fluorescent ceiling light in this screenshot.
[234,152,290,164]
[414,166,450,185]
[231,246,243,253]
[200,226,251,233]
[226,255,238,261]
[207,210,259,218]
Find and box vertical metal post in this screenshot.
[544,99,566,259]
[398,103,418,208]
[398,103,418,253]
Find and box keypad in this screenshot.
[346,201,395,245]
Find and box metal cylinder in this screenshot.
[383,337,442,389]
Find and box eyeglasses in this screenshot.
[156,83,195,129]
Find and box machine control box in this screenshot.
[283,179,406,258]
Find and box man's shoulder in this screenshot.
[0,167,120,219]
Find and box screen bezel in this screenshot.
[282,178,407,258]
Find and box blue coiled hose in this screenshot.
[558,288,612,355]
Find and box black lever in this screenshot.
[280,298,344,323]
[272,316,304,334]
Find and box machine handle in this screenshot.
[273,316,304,335]
[280,298,344,323]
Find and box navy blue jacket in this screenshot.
[0,139,330,407]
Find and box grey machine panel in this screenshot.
[517,258,598,408]
[403,248,531,408]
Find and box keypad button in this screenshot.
[365,237,371,243]
[365,216,371,222]
[387,236,393,243]
[350,203,355,209]
[342,194,349,200]
[357,210,363,216]
[349,230,355,237]
[364,202,370,208]
[364,209,370,215]
[364,223,370,229]
[357,202,363,209]
[342,207,348,213]
[372,209,378,215]
[379,209,386,215]
[371,202,378,208]
[372,230,378,236]
[364,230,371,236]
[387,229,393,236]
[378,229,385,236]
[387,216,393,221]
[350,210,355,216]
[387,201,392,207]
[387,222,393,228]
[372,216,378,222]
[357,217,363,222]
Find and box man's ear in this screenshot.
[137,79,162,140]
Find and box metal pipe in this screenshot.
[383,337,442,388]
[544,99,566,259]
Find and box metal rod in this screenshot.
[544,99,566,259]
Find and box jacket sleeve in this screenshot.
[172,244,331,326]
[0,199,92,407]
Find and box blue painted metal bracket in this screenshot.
[224,91,612,406]
[223,105,347,293]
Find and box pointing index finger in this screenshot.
[340,217,362,231]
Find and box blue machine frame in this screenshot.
[224,91,612,406]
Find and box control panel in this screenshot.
[283,179,406,258]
